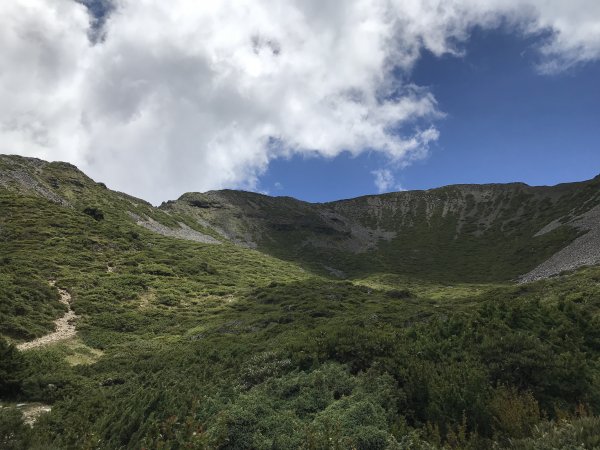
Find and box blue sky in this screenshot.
[3,1,600,204]
[259,26,600,202]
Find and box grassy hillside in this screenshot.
[163,178,600,282]
[1,155,600,449]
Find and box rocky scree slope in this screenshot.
[520,202,600,282]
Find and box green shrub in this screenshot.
[0,338,27,397]
[490,386,540,438]
[510,417,600,449]
[0,408,31,450]
[82,207,104,221]
[387,289,413,299]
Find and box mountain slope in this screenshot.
[0,155,226,244]
[2,154,600,448]
[3,154,599,282]
[163,177,600,282]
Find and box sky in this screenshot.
[1,1,599,204]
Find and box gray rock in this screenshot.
[520,204,600,283]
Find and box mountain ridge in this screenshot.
[2,153,599,282]
[4,152,598,204]
[162,173,600,282]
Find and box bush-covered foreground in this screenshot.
[2,268,600,449]
[2,186,600,448]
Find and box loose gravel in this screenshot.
[520,204,600,283]
[128,212,221,244]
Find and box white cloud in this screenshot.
[1,0,599,203]
[372,168,397,193]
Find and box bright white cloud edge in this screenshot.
[1,0,599,203]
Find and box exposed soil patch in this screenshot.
[19,403,52,426]
[138,289,156,309]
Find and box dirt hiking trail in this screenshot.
[17,282,77,351]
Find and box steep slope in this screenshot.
[163,177,600,282]
[0,155,222,244]
[520,203,600,282]
[0,155,308,340]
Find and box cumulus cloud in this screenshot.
[1,1,599,202]
[372,169,396,193]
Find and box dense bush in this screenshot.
[82,207,104,221]
[0,408,31,450]
[0,338,27,397]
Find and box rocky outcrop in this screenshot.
[0,155,69,205]
[128,212,221,244]
[520,204,600,283]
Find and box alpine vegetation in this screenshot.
[1,155,600,448]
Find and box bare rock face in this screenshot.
[128,212,221,244]
[0,155,69,205]
[520,204,600,283]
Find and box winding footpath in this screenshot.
[17,282,77,351]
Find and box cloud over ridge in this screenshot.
[1,0,599,202]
